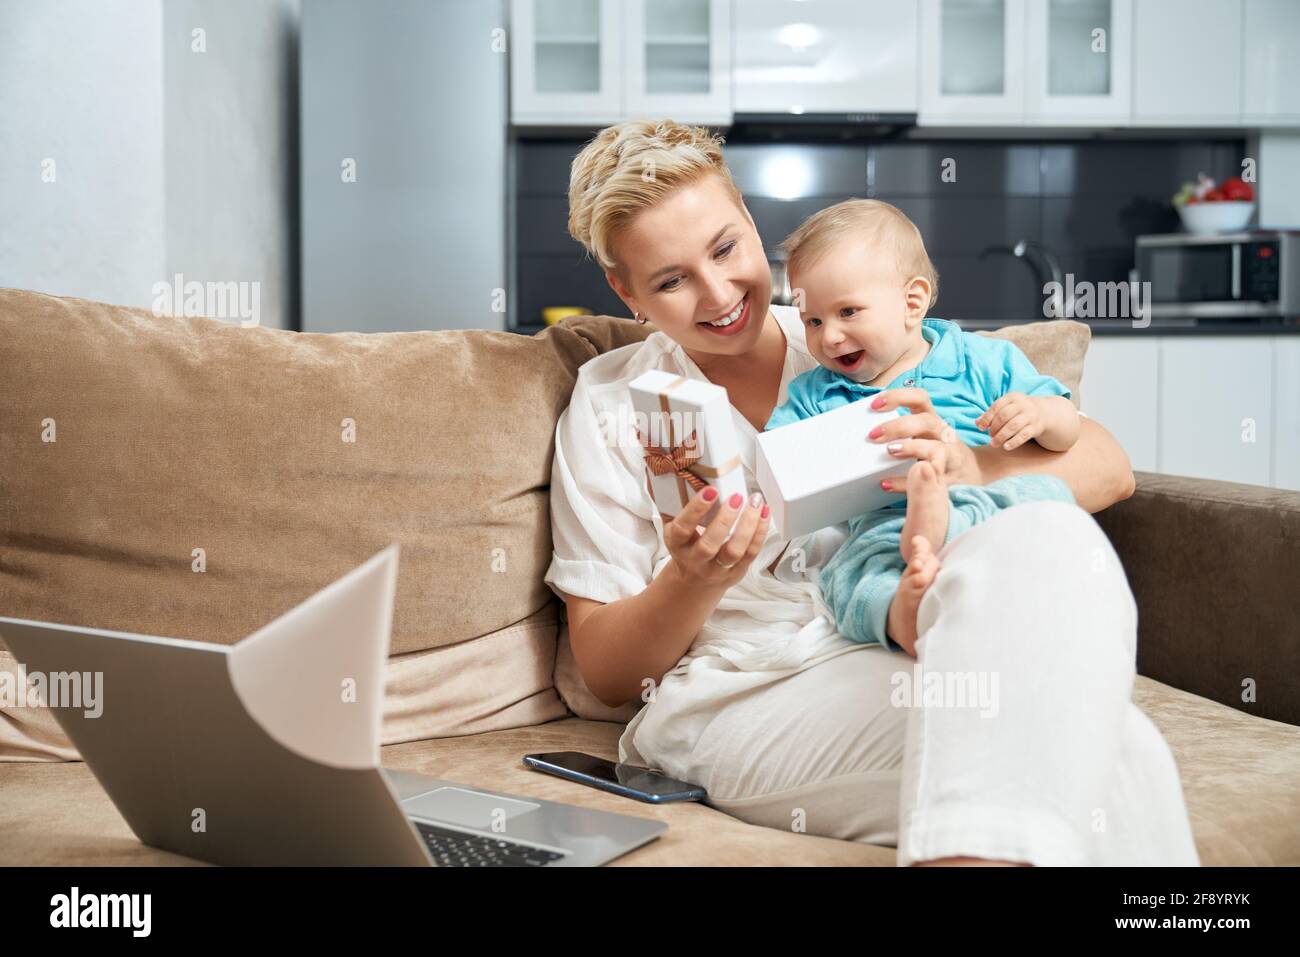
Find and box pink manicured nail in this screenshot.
[702,487,718,501]
[886,442,903,453]
[760,505,770,519]
[881,480,893,491]
[728,492,743,508]
[868,426,883,439]
[870,396,886,409]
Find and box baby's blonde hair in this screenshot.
[567,119,743,273]
[781,199,939,310]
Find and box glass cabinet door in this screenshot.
[920,0,1027,122]
[510,0,623,124]
[624,0,732,125]
[1026,0,1132,121]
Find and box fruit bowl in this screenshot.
[1177,200,1254,235]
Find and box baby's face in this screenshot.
[790,234,921,385]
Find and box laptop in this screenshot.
[0,546,666,866]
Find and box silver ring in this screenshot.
[714,557,737,570]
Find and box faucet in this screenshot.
[979,239,1074,319]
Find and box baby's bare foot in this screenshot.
[888,536,943,656]
[900,460,949,564]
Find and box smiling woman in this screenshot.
[544,118,1195,867]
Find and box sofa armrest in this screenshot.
[1094,472,1300,727]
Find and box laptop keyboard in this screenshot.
[415,821,567,867]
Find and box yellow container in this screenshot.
[542,306,592,326]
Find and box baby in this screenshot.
[764,200,1082,653]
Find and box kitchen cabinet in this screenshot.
[509,0,1300,130]
[1131,0,1243,126]
[1079,336,1160,472]
[624,0,731,125]
[511,0,731,126]
[1158,337,1273,487]
[1082,334,1296,489]
[1241,0,1300,126]
[732,0,918,115]
[1024,0,1133,125]
[510,0,623,125]
[920,0,1133,126]
[920,0,1027,124]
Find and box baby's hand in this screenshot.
[976,392,1044,450]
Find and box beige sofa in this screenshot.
[2,288,1298,866]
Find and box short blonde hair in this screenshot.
[567,119,742,272]
[781,199,939,310]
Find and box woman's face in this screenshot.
[606,174,772,359]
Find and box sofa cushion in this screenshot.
[974,319,1090,408]
[0,290,653,757]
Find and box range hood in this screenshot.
[728,112,917,141]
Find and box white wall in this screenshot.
[0,0,299,328]
[163,0,300,330]
[0,0,166,308]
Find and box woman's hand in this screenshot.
[662,487,770,592]
[866,387,981,493]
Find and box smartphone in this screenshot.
[522,751,706,804]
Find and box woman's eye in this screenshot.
[714,241,736,259]
[658,276,682,292]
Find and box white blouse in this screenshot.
[544,305,868,768]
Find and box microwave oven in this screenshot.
[1135,230,1300,320]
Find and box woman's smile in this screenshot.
[697,294,751,337]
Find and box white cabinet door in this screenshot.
[1241,0,1300,126]
[919,0,1027,124]
[1079,337,1160,472]
[1131,0,1243,126]
[511,0,623,125]
[1025,0,1132,124]
[732,0,918,114]
[1159,337,1273,486]
[624,0,731,125]
[1274,337,1300,491]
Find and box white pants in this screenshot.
[695,501,1201,866]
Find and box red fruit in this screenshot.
[1220,176,1254,201]
[1204,188,1225,202]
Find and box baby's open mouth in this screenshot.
[835,350,864,369]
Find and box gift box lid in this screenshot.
[757,400,905,500]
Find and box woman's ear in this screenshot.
[903,277,931,326]
[605,270,641,318]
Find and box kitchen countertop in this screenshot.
[511,318,1300,337]
[954,318,1300,336]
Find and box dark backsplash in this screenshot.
[512,136,1246,329]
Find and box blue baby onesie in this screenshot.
[764,318,1077,649]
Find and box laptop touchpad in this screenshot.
[403,786,541,829]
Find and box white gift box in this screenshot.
[628,370,748,526]
[756,400,916,540]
